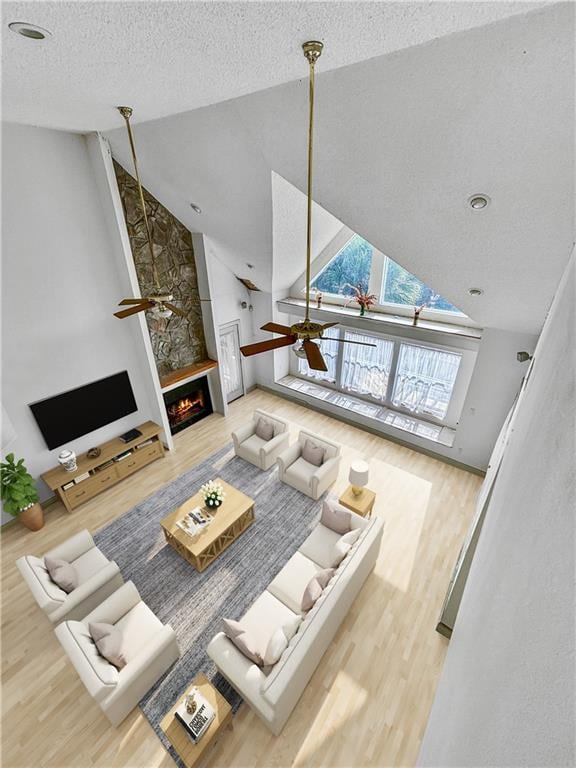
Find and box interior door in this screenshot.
[219,322,245,403]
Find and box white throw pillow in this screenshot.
[262,627,289,666]
[331,528,362,567]
[282,614,302,641]
[321,496,352,534]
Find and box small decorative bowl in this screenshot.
[87,447,101,459]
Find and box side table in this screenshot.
[338,485,376,518]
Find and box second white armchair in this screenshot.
[232,409,290,470]
[277,430,342,500]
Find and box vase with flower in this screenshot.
[345,284,378,316]
[199,480,226,511]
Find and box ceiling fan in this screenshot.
[114,106,187,320]
[239,41,375,371]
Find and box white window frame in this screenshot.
[289,322,477,429]
[292,229,473,328]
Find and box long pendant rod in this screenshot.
[302,41,323,323]
[117,106,161,293]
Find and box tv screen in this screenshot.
[29,371,138,450]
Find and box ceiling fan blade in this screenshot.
[261,322,293,335]
[303,340,328,372]
[321,322,339,330]
[118,298,146,305]
[323,336,377,348]
[164,302,187,318]
[114,301,154,319]
[240,335,295,357]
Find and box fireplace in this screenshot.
[163,376,212,435]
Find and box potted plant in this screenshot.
[0,453,44,531]
[345,283,378,316]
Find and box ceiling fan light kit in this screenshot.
[114,106,187,321]
[239,41,375,372]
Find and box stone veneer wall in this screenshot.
[114,160,208,377]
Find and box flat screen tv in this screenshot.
[29,371,138,450]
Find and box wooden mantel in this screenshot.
[159,359,218,391]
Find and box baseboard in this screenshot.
[435,621,453,639]
[255,384,486,477]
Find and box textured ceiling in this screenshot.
[2,0,545,131]
[106,3,575,334]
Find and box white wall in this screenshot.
[1,124,158,522]
[418,253,575,766]
[203,236,256,391]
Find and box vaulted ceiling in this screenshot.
[3,0,544,130]
[3,2,574,334]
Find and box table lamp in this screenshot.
[349,460,369,497]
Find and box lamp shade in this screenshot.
[349,460,369,488]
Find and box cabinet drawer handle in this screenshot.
[128,461,136,467]
[100,477,110,484]
[76,490,86,497]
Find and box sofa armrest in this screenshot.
[311,456,340,497]
[277,443,301,474]
[115,625,179,692]
[232,422,255,451]
[207,633,272,717]
[16,555,66,614]
[82,581,141,626]
[46,529,95,562]
[260,431,290,459]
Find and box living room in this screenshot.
[1,3,574,768]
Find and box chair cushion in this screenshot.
[255,418,274,441]
[321,496,352,533]
[238,433,267,463]
[44,556,78,593]
[301,568,335,612]
[302,439,325,467]
[89,622,127,669]
[284,457,317,488]
[63,620,119,687]
[241,590,300,645]
[113,600,164,659]
[268,551,325,614]
[298,524,343,569]
[72,547,109,585]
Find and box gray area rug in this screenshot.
[94,444,322,765]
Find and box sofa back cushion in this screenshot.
[254,409,287,436]
[255,418,275,441]
[298,430,341,461]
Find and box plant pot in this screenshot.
[18,503,44,531]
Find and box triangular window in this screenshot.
[311,234,464,315]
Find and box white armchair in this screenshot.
[16,529,124,623]
[54,581,180,727]
[277,430,342,500]
[232,408,290,470]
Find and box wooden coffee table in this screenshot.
[160,478,254,572]
[160,673,232,768]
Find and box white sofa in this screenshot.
[232,408,290,470]
[16,529,124,623]
[207,509,383,735]
[55,581,179,726]
[277,430,342,500]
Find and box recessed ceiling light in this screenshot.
[468,288,483,296]
[246,263,254,269]
[8,21,52,40]
[468,194,490,210]
[189,203,202,214]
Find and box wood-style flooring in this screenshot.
[1,389,481,767]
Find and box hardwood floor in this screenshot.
[1,389,481,768]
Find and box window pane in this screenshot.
[297,336,339,383]
[392,344,461,420]
[341,330,394,401]
[311,234,372,296]
[381,256,464,314]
